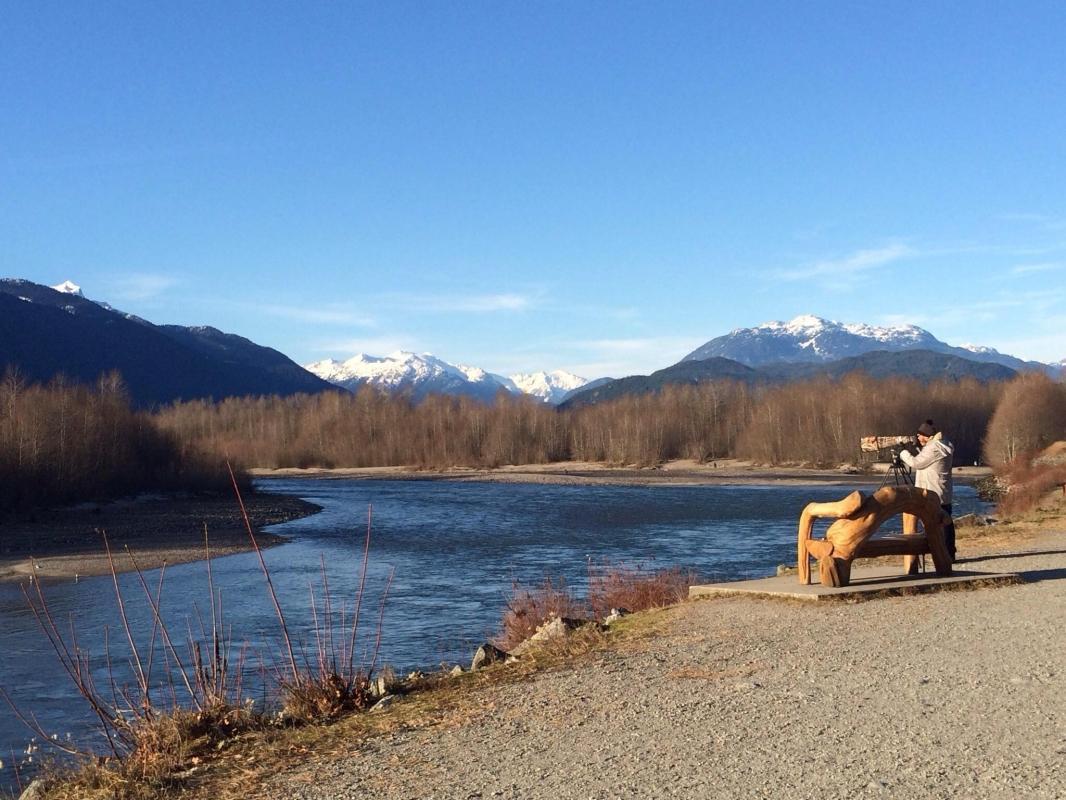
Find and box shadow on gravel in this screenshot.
[958,548,1066,566]
[1015,567,1066,583]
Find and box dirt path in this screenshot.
[269,539,1066,799]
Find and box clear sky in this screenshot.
[3,2,1065,378]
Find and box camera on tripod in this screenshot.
[859,435,918,487]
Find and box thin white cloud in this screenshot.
[110,273,180,301]
[1010,262,1063,276]
[567,335,706,377]
[778,243,916,282]
[258,303,376,326]
[378,291,536,313]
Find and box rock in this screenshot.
[510,616,591,657]
[450,665,464,677]
[369,694,397,713]
[470,642,509,671]
[603,608,631,625]
[19,780,48,800]
[776,564,798,576]
[953,513,981,528]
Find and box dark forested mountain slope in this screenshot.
[0,279,333,406]
[560,349,1016,408]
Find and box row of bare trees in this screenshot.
[6,367,1057,512]
[0,370,233,512]
[983,373,1066,465]
[156,374,1010,470]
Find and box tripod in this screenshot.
[879,451,914,490]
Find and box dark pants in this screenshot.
[942,503,956,560]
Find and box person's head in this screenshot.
[916,419,937,445]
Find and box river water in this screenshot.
[0,478,985,786]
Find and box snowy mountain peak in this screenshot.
[960,343,1001,355]
[305,352,590,404]
[683,314,1055,375]
[52,280,83,296]
[778,314,831,332]
[502,370,589,404]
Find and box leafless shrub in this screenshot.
[587,562,695,619]
[495,577,588,652]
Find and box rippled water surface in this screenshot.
[0,478,984,785]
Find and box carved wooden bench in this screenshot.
[797,485,953,587]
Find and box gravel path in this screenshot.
[271,544,1066,800]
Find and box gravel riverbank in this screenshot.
[269,539,1065,799]
[0,492,320,582]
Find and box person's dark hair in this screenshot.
[917,419,937,437]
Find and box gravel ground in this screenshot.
[270,542,1066,800]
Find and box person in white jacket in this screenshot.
[900,419,956,561]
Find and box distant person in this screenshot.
[900,419,956,561]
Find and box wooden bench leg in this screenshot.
[901,512,921,575]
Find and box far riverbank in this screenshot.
[250,457,994,487]
[0,492,320,583]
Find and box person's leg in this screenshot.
[942,503,956,561]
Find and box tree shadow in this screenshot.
[957,548,1066,565]
[1016,568,1066,583]
[955,548,1066,584]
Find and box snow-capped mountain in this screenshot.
[52,279,83,296]
[493,370,589,404]
[305,352,507,403]
[306,352,590,404]
[682,315,1056,375]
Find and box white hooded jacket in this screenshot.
[900,432,954,505]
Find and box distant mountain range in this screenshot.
[561,313,1065,408]
[683,314,1057,375]
[305,352,589,405]
[0,279,333,406]
[560,349,1019,408]
[2,281,1060,409]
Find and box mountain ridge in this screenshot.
[560,349,1019,409]
[305,352,589,405]
[683,314,1059,376]
[0,279,334,406]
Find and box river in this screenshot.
[0,478,985,787]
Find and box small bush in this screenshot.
[495,578,588,652]
[587,563,695,620]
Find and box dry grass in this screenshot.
[495,563,695,653]
[587,563,695,620]
[41,605,674,800]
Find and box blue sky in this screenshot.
[3,2,1065,377]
